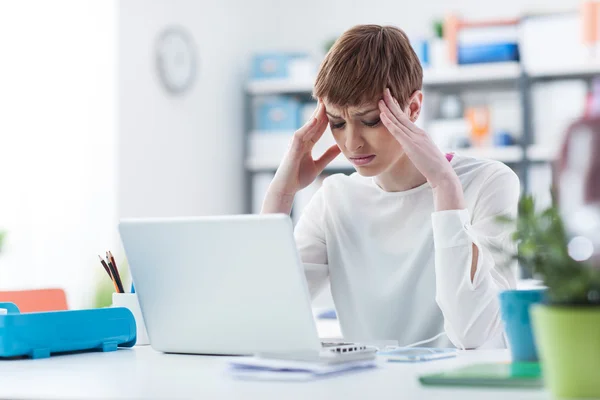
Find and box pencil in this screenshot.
[107,252,124,293]
[108,251,119,280]
[107,258,123,293]
[99,255,119,293]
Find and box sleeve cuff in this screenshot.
[431,209,472,249]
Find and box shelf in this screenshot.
[246,62,522,95]
[246,62,600,95]
[246,79,314,95]
[450,146,524,163]
[526,145,558,161]
[527,63,600,80]
[422,62,521,86]
[246,154,353,172]
[247,148,524,173]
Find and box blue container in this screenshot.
[412,39,429,67]
[458,42,519,65]
[499,289,546,362]
[250,53,309,80]
[0,302,136,359]
[256,96,301,131]
[493,131,515,147]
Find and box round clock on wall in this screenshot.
[155,26,197,95]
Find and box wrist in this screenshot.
[431,175,461,192]
[266,188,297,203]
[261,188,296,215]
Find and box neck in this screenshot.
[373,154,427,192]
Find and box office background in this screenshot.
[0,0,587,309]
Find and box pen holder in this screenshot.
[112,293,149,346]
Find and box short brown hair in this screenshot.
[314,25,423,109]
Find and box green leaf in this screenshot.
[500,192,599,305]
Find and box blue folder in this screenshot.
[458,43,519,64]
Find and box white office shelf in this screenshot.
[246,79,314,95]
[246,154,352,172]
[527,63,600,79]
[246,63,522,95]
[451,146,524,163]
[527,145,558,161]
[422,62,521,86]
[247,148,524,172]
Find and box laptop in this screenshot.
[118,213,375,361]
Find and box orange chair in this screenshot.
[0,289,68,313]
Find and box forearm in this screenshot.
[432,177,466,212]
[432,209,515,348]
[261,189,296,214]
[435,252,505,349]
[432,177,479,279]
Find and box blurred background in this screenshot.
[0,0,596,310]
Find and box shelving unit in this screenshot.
[527,63,600,81]
[244,62,600,213]
[422,62,521,86]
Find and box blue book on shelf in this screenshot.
[0,302,136,359]
[458,42,519,65]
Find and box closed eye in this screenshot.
[330,121,346,130]
[362,118,381,127]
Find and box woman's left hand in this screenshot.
[378,88,458,189]
[379,88,465,211]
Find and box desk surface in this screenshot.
[0,346,550,400]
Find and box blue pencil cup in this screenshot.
[499,289,546,362]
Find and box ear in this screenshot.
[406,90,423,122]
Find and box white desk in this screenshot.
[0,347,550,400]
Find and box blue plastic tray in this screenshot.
[0,302,136,359]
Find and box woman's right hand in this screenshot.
[269,102,341,197]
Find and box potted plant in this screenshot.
[500,193,600,398]
[0,231,5,253]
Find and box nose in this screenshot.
[345,127,364,152]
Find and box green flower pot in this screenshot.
[531,304,600,398]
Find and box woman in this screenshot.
[261,25,519,349]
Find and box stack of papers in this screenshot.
[229,357,378,381]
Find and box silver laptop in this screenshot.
[118,214,374,360]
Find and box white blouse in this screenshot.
[294,155,520,349]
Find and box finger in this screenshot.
[310,100,322,119]
[380,111,411,145]
[378,99,402,131]
[380,99,417,140]
[306,105,329,143]
[293,117,318,141]
[315,144,342,172]
[383,88,405,121]
[384,88,420,130]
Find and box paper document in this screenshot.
[229,357,378,381]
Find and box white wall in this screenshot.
[248,0,577,55]
[0,0,117,308]
[119,0,252,218]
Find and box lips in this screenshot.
[349,155,376,166]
